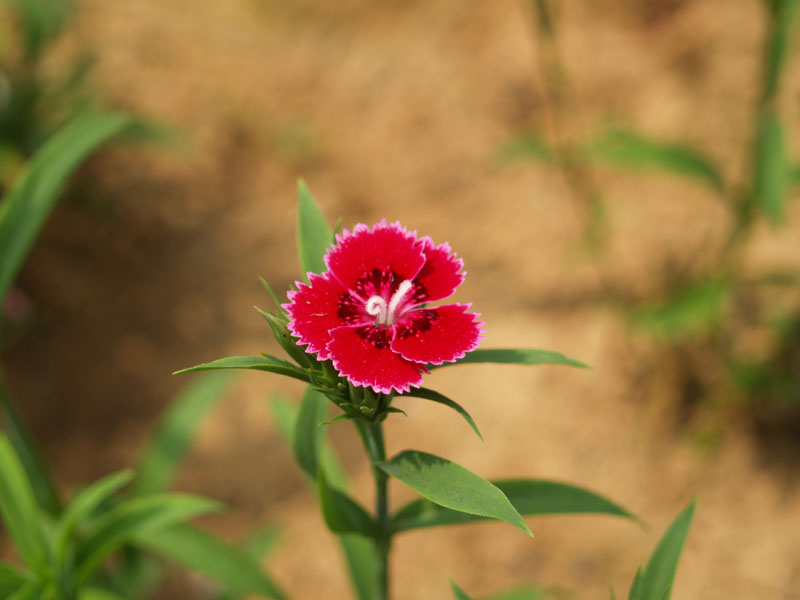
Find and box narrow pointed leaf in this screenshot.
[0,375,61,514]
[339,534,381,600]
[753,111,787,224]
[317,469,377,538]
[293,386,329,478]
[587,129,724,192]
[75,493,221,583]
[392,479,637,533]
[400,388,482,440]
[609,581,617,600]
[258,308,312,368]
[430,348,588,370]
[174,355,310,383]
[378,450,531,535]
[57,469,135,557]
[450,580,474,600]
[0,112,132,306]
[259,276,284,312]
[297,179,333,279]
[0,434,46,565]
[133,524,287,600]
[78,589,127,600]
[628,566,643,600]
[637,500,695,600]
[136,373,233,495]
[485,588,548,600]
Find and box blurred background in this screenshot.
[2,0,800,597]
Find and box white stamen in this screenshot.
[365,296,388,324]
[387,280,413,324]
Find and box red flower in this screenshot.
[285,220,483,394]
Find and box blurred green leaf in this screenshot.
[77,588,127,600]
[635,500,695,600]
[317,469,377,538]
[0,374,61,514]
[297,179,333,280]
[486,588,548,600]
[628,567,642,600]
[293,386,329,478]
[0,562,27,598]
[135,372,233,495]
[753,111,787,224]
[392,478,636,533]
[762,0,798,103]
[0,434,46,566]
[399,388,482,440]
[451,580,474,600]
[587,129,724,192]
[174,355,311,383]
[133,524,287,600]
[2,0,76,61]
[75,493,221,584]
[430,348,588,370]
[57,469,134,559]
[378,450,532,536]
[629,279,729,340]
[0,111,132,307]
[270,398,378,599]
[497,132,555,164]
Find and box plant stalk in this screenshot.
[356,420,391,600]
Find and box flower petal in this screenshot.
[328,325,424,394]
[391,304,482,365]
[412,238,465,303]
[285,273,369,360]
[325,221,425,292]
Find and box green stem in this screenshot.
[356,420,390,600]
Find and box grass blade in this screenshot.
[174,355,310,383]
[430,348,589,370]
[637,500,695,600]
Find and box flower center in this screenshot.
[365,280,413,326]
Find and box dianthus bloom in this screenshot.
[285,220,483,394]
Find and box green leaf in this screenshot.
[753,111,787,224]
[485,588,548,600]
[257,308,313,369]
[339,535,381,600]
[174,355,310,383]
[377,450,531,536]
[392,478,637,533]
[133,524,287,600]
[399,388,482,440]
[0,374,61,514]
[57,469,135,559]
[450,580,474,600]
[78,588,128,600]
[629,279,729,340]
[587,129,724,192]
[628,566,643,600]
[135,372,233,495]
[75,493,221,584]
[430,348,589,370]
[3,0,76,60]
[258,276,284,311]
[609,580,617,600]
[762,0,798,103]
[497,132,555,165]
[296,179,333,279]
[317,469,376,538]
[637,500,695,600]
[293,386,329,478]
[0,562,27,598]
[0,434,46,565]
[0,112,132,307]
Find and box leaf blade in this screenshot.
[378,450,531,536]
[392,478,637,533]
[399,388,482,440]
[174,356,311,383]
[297,179,332,279]
[429,348,589,370]
[292,386,329,478]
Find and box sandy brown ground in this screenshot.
[3,0,800,598]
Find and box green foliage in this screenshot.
[497,132,555,164]
[752,111,787,223]
[135,372,233,495]
[451,580,475,600]
[297,178,333,279]
[399,387,483,440]
[0,112,133,307]
[629,279,729,341]
[293,386,329,478]
[392,479,637,533]
[132,525,287,600]
[377,450,532,536]
[430,348,589,370]
[317,469,377,538]
[175,354,311,383]
[587,129,724,192]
